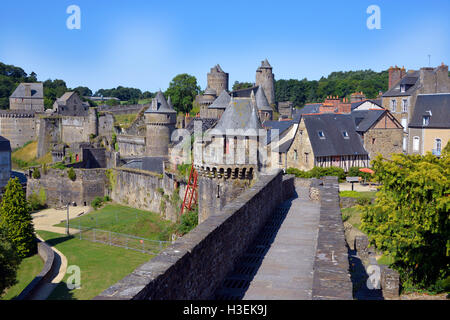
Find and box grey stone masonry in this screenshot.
[312,176,353,300]
[94,170,290,300]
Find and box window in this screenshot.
[372,138,376,145]
[400,85,405,93]
[391,100,397,112]
[304,153,309,164]
[422,116,430,126]
[401,118,407,132]
[294,149,298,160]
[413,136,420,152]
[318,131,325,139]
[435,138,442,152]
[342,131,349,139]
[278,153,282,164]
[402,99,408,113]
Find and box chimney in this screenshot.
[24,84,31,97]
[388,66,405,90]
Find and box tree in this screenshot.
[360,153,449,289]
[105,99,119,106]
[72,86,92,97]
[232,81,253,91]
[0,178,36,258]
[0,226,21,296]
[165,74,200,113]
[67,167,76,181]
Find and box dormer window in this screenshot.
[400,84,406,93]
[342,131,349,139]
[423,115,430,126]
[318,131,325,139]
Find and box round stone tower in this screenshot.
[207,64,229,96]
[255,59,275,106]
[144,91,177,157]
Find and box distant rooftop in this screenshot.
[10,83,43,99]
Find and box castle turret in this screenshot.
[207,64,229,96]
[144,91,177,157]
[195,96,264,223]
[255,59,275,106]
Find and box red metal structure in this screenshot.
[180,163,198,215]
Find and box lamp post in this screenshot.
[66,202,70,236]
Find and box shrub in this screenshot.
[176,208,198,236]
[361,153,449,290]
[91,197,104,210]
[356,196,371,206]
[286,168,311,178]
[0,227,21,295]
[309,166,346,181]
[67,167,76,181]
[103,195,111,202]
[348,166,372,181]
[32,168,41,179]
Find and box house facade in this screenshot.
[408,93,450,156]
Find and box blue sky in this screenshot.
[0,0,449,93]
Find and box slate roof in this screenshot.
[145,91,176,114]
[122,157,165,174]
[409,93,450,129]
[303,113,368,157]
[255,87,272,111]
[10,83,43,99]
[382,71,420,97]
[209,90,231,109]
[259,59,272,69]
[351,110,386,133]
[231,86,259,98]
[208,98,263,136]
[185,118,218,134]
[263,120,295,144]
[0,136,11,152]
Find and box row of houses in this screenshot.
[264,63,450,172]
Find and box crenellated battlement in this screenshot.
[0,110,36,118]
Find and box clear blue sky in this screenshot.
[1,0,449,93]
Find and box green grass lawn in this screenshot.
[113,113,138,129]
[55,204,176,241]
[36,230,150,300]
[0,254,44,300]
[339,190,377,199]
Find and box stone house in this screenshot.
[0,135,11,189]
[408,93,450,156]
[382,64,450,152]
[273,113,369,172]
[53,91,90,116]
[351,109,403,160]
[9,82,44,112]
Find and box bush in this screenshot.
[91,197,104,210]
[103,195,111,202]
[28,193,46,211]
[176,209,198,236]
[286,168,311,178]
[309,166,346,181]
[348,166,372,181]
[356,196,371,206]
[0,227,21,295]
[32,169,41,179]
[67,167,76,181]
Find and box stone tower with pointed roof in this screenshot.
[195,96,265,222]
[144,91,177,157]
[255,59,275,107]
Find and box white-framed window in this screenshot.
[401,118,407,132]
[342,131,349,139]
[423,116,430,126]
[402,99,408,113]
[400,85,406,93]
[435,138,442,152]
[391,99,397,112]
[413,136,420,152]
[318,131,325,139]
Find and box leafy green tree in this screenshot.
[232,81,253,91]
[72,86,92,97]
[0,178,36,258]
[165,74,200,113]
[360,153,449,289]
[67,167,76,181]
[0,226,21,295]
[105,99,119,106]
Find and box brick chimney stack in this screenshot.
[388,66,406,90]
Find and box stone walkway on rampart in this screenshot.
[214,186,321,299]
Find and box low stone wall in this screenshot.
[282,174,295,201]
[16,239,56,300]
[312,176,353,300]
[26,168,107,207]
[340,197,359,209]
[95,170,288,300]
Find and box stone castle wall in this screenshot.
[95,170,291,300]
[26,168,107,207]
[117,135,146,157]
[0,112,39,149]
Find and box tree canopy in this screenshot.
[361,150,449,289]
[0,178,36,258]
[0,226,21,296]
[165,73,200,113]
[232,81,254,91]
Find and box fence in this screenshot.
[73,226,171,255]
